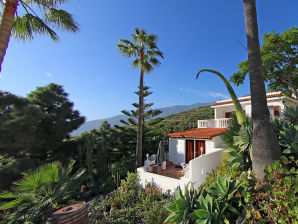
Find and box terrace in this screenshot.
[197,118,230,128]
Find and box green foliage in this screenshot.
[75,122,116,195]
[230,26,298,98]
[88,173,172,224]
[0,84,85,192]
[221,114,253,171]
[165,176,243,224]
[88,196,112,224]
[142,200,170,224]
[164,184,200,224]
[4,0,79,42]
[116,27,164,74]
[108,207,143,224]
[243,159,298,223]
[196,69,246,125]
[120,86,162,126]
[0,161,85,224]
[271,106,298,162]
[111,172,143,209]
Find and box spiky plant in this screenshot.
[0,0,79,72]
[0,161,85,224]
[196,69,246,125]
[116,28,164,168]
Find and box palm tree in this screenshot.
[0,161,85,223]
[0,0,79,73]
[116,28,163,168]
[242,0,281,180]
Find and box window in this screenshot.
[268,106,280,118]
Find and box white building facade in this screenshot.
[137,92,297,193]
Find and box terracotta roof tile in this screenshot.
[211,92,282,106]
[166,128,228,139]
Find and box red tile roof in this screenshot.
[166,128,228,139]
[211,92,282,106]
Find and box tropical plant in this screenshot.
[189,175,242,224]
[271,106,298,162]
[116,27,164,168]
[164,184,200,224]
[0,161,85,224]
[242,0,281,180]
[0,0,79,73]
[230,26,298,99]
[226,120,253,171]
[196,69,246,125]
[165,175,243,224]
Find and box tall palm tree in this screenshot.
[242,0,281,180]
[0,0,79,73]
[116,28,163,168]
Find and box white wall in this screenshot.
[137,167,190,193]
[169,138,185,164]
[206,136,224,154]
[214,105,236,119]
[189,149,223,189]
[213,97,297,119]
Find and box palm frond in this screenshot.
[131,58,140,68]
[26,0,70,8]
[149,57,161,66]
[45,8,79,32]
[12,13,59,41]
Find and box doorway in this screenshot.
[186,140,206,163]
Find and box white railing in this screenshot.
[197,118,230,128]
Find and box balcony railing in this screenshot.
[197,118,230,128]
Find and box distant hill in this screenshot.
[72,102,212,136]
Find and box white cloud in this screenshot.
[45,72,52,77]
[179,88,229,100]
[207,91,229,100]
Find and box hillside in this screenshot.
[72,102,212,136]
[149,105,214,136]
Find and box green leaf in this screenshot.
[165,202,177,212]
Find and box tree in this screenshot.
[116,28,164,168]
[120,86,162,126]
[0,83,85,158]
[230,26,298,99]
[120,86,163,158]
[0,91,42,154]
[27,83,85,158]
[242,0,281,180]
[0,0,79,73]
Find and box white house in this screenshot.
[137,92,297,192]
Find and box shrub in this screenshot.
[247,159,298,223]
[111,172,142,209]
[88,196,112,224]
[0,161,85,224]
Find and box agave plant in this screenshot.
[164,184,200,224]
[190,175,242,224]
[0,161,85,224]
[196,69,246,125]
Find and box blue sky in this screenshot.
[0,0,297,121]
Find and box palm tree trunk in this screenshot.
[243,0,281,181]
[0,0,18,73]
[136,68,144,168]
